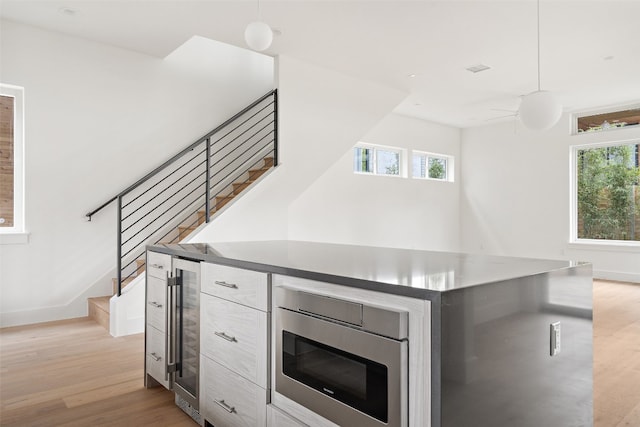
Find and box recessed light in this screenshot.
[603,55,614,61]
[408,73,417,78]
[272,28,283,37]
[58,7,77,16]
[465,64,491,73]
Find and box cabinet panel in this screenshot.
[147,275,167,332]
[202,263,268,311]
[147,251,171,279]
[146,324,169,389]
[202,356,267,427]
[267,405,307,427]
[201,293,268,387]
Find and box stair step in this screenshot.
[263,157,275,167]
[88,296,110,331]
[232,181,252,195]
[214,195,234,210]
[135,259,146,275]
[247,166,270,181]
[177,225,197,240]
[111,277,135,295]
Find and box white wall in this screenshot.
[0,21,273,326]
[190,55,407,244]
[288,113,461,251]
[460,116,640,282]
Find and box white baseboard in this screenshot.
[593,270,640,284]
[0,281,112,328]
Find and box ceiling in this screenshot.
[2,0,640,128]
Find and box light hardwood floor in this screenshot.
[593,280,640,426]
[0,318,194,426]
[0,280,638,426]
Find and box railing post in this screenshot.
[273,90,278,167]
[116,195,122,297]
[205,138,211,223]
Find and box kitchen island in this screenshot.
[147,240,593,427]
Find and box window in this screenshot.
[353,145,403,177]
[0,84,25,236]
[572,141,640,243]
[574,106,640,134]
[412,152,453,182]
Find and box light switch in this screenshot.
[550,322,561,356]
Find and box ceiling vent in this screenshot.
[465,64,491,73]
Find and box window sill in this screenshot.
[0,232,30,245]
[568,239,640,253]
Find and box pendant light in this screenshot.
[244,0,273,51]
[519,0,562,131]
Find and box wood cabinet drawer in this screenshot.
[146,324,169,389]
[202,356,267,427]
[146,275,167,332]
[201,263,269,311]
[267,405,308,427]
[147,251,171,279]
[201,293,268,387]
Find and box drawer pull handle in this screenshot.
[150,263,164,269]
[148,301,163,308]
[214,331,237,343]
[214,399,236,414]
[149,352,162,362]
[214,280,238,289]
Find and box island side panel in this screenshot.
[439,265,593,427]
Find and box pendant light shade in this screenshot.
[245,21,273,51]
[519,90,562,131]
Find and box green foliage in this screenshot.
[428,159,446,180]
[577,144,640,240]
[385,163,399,175]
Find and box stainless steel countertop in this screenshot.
[148,240,588,299]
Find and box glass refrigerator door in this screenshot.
[173,259,200,409]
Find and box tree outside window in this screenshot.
[577,143,640,241]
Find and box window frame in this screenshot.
[0,84,26,238]
[571,103,640,135]
[353,143,406,178]
[569,138,640,248]
[411,150,454,182]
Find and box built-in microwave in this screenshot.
[275,287,409,427]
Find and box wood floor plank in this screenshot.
[0,317,194,426]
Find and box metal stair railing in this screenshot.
[86,90,278,296]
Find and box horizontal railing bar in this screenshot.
[141,199,208,251]
[210,118,274,167]
[210,137,274,190]
[121,181,206,247]
[211,123,273,171]
[209,144,274,196]
[87,90,275,218]
[121,169,206,234]
[209,103,274,149]
[122,158,207,222]
[122,145,207,210]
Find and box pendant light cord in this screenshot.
[537,0,541,91]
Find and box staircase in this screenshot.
[85,90,278,332]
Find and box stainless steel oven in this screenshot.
[275,287,409,427]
